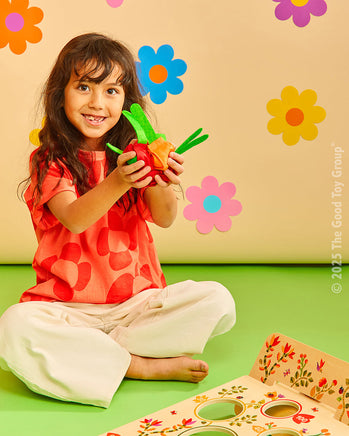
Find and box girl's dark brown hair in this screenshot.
[21,32,145,210]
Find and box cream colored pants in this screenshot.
[0,280,235,408]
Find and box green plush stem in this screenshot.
[156,133,167,141]
[175,130,209,155]
[178,128,203,150]
[106,142,123,154]
[106,142,137,164]
[130,104,158,143]
[122,111,148,144]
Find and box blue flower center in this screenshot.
[203,195,222,213]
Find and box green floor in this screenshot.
[0,264,348,436]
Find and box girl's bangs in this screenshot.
[73,56,117,83]
[73,53,130,87]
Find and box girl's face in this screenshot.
[64,63,125,150]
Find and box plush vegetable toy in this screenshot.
[106,103,208,185]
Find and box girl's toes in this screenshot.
[192,360,209,373]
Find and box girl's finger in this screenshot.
[163,169,181,185]
[127,165,151,182]
[121,159,145,175]
[154,174,170,188]
[168,158,184,175]
[118,151,137,165]
[132,176,152,189]
[169,151,185,164]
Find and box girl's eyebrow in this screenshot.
[104,81,123,87]
[74,78,122,87]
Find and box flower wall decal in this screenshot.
[29,116,45,146]
[106,0,124,7]
[273,0,327,28]
[267,86,326,146]
[183,176,242,234]
[0,0,44,55]
[136,44,187,104]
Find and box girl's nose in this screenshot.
[88,91,103,110]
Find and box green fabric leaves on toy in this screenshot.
[106,103,209,181]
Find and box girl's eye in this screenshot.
[78,84,89,92]
[107,88,118,95]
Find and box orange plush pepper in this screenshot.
[147,137,175,170]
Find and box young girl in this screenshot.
[0,33,236,408]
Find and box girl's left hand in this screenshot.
[154,152,184,187]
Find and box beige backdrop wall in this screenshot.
[0,0,347,263]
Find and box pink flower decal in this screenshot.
[106,0,124,7]
[273,0,327,28]
[184,176,242,234]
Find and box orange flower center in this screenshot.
[286,108,304,126]
[149,65,168,84]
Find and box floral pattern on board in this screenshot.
[273,0,327,28]
[136,44,187,104]
[290,353,314,388]
[337,379,349,423]
[137,417,196,435]
[0,0,44,55]
[258,335,295,383]
[267,86,326,146]
[183,176,242,234]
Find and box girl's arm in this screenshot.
[47,151,152,234]
[143,152,184,228]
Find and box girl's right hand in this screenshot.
[116,151,152,189]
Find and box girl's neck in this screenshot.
[80,139,106,152]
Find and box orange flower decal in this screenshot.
[265,391,278,400]
[0,0,44,55]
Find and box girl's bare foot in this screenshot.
[126,355,209,383]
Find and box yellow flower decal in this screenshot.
[193,395,209,403]
[267,86,326,146]
[29,116,45,147]
[0,0,44,55]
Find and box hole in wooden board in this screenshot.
[262,400,300,418]
[178,425,239,435]
[196,399,244,421]
[258,429,301,436]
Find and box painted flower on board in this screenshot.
[273,0,327,27]
[184,176,242,234]
[293,413,315,423]
[267,86,326,146]
[265,391,278,400]
[318,377,327,388]
[317,358,325,372]
[0,0,44,55]
[266,334,281,351]
[136,44,187,104]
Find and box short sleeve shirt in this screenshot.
[20,150,166,304]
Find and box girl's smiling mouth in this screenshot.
[82,114,106,126]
